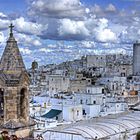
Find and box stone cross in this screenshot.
[9,23,14,34]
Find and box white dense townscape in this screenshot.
[28,49,140,139]
[0,1,140,140]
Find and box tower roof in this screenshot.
[0,24,30,86]
[0,23,26,72]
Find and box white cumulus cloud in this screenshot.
[28,0,86,19]
[14,17,47,35]
[16,33,42,47]
[0,32,5,43]
[96,28,117,42]
[94,18,117,42]
[0,12,7,18]
[106,4,116,12]
[20,47,32,55]
[0,19,10,30]
[59,18,89,38]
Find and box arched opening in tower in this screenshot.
[19,88,26,119]
[0,88,4,118]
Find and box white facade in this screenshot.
[86,55,106,68]
[83,104,101,118]
[119,64,132,77]
[103,101,128,114]
[75,93,103,118]
[52,69,66,75]
[75,93,103,105]
[69,73,91,93]
[49,75,70,96]
[86,85,104,94]
[101,76,127,95]
[63,105,83,121]
[70,73,92,93]
[70,79,87,93]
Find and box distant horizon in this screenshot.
[27,50,133,69]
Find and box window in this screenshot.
[77,110,79,116]
[0,88,4,118]
[83,109,86,115]
[121,73,125,77]
[112,85,114,90]
[19,88,26,119]
[56,116,58,120]
[42,76,46,80]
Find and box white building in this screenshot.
[86,55,106,68]
[74,93,104,118]
[75,93,103,106]
[63,105,83,122]
[100,76,127,95]
[83,104,101,118]
[103,101,128,115]
[69,73,92,93]
[49,74,70,96]
[86,85,105,94]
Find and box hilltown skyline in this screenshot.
[1,1,140,137]
[0,0,139,67]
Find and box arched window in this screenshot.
[0,88,4,118]
[18,88,26,119]
[80,99,83,104]
[93,101,96,104]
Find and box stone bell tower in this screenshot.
[0,24,33,137]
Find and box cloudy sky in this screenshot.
[0,0,139,68]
